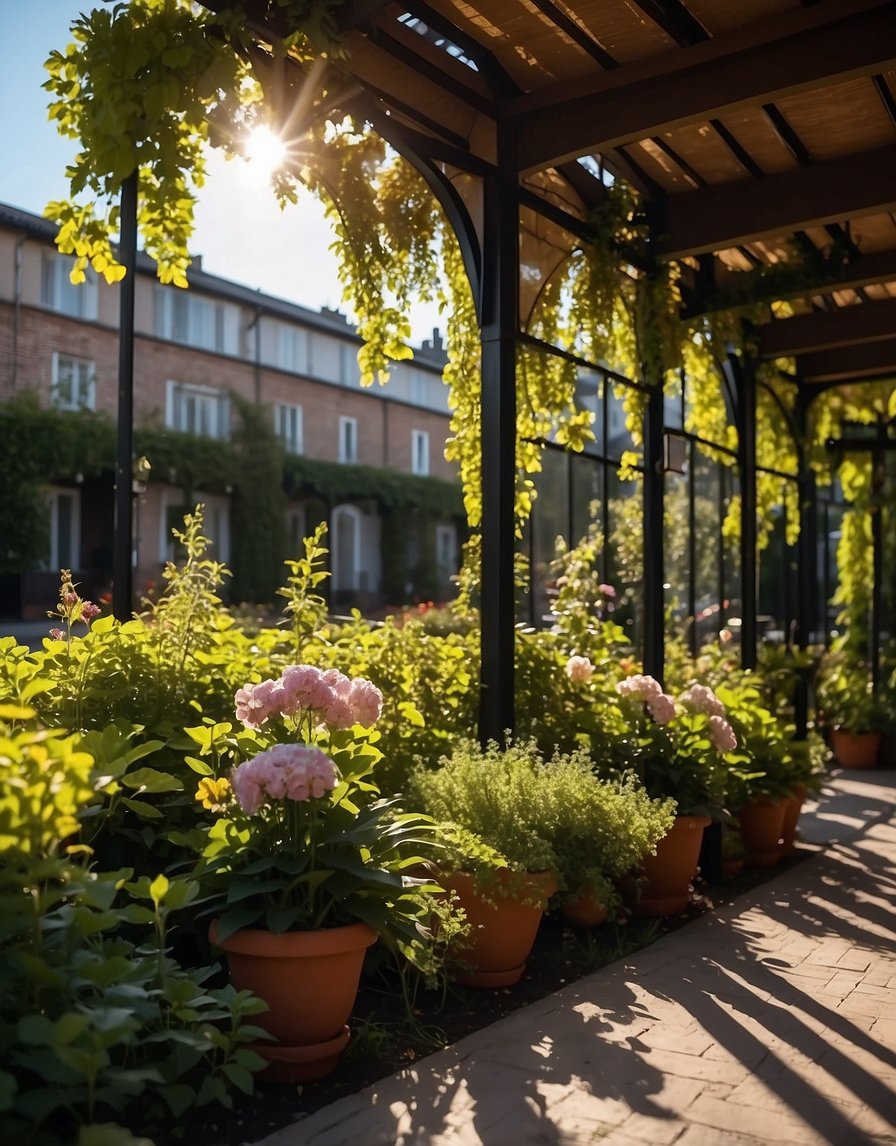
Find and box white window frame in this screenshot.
[331,503,362,592]
[275,403,304,455]
[51,352,96,411]
[411,428,430,476]
[155,286,237,354]
[339,415,358,464]
[41,253,98,320]
[165,380,229,440]
[44,486,81,571]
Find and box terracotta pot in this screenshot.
[634,815,710,917]
[440,869,557,987]
[739,797,789,867]
[560,889,609,928]
[779,785,808,857]
[721,857,744,880]
[830,728,881,769]
[210,920,377,1081]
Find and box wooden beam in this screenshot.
[799,335,896,383]
[684,247,896,317]
[658,146,896,258]
[509,0,896,172]
[759,296,896,358]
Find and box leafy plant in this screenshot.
[0,709,268,1144]
[409,737,674,909]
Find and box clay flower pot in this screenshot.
[634,815,710,917]
[738,796,789,867]
[831,729,881,769]
[779,785,808,857]
[210,920,377,1081]
[440,868,557,987]
[560,889,610,929]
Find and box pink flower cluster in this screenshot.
[566,655,594,683]
[232,743,337,813]
[708,714,738,753]
[679,683,726,718]
[235,664,383,731]
[616,674,676,725]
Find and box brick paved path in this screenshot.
[256,772,896,1146]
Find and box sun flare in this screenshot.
[242,124,288,180]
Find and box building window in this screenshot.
[44,486,80,570]
[166,381,229,439]
[51,353,95,410]
[155,286,237,354]
[41,253,98,320]
[411,429,430,476]
[275,403,303,454]
[159,494,229,564]
[339,415,358,464]
[277,326,307,374]
[436,523,457,579]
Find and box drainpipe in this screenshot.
[246,296,263,404]
[10,233,27,391]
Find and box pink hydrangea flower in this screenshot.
[599,583,616,599]
[49,627,65,640]
[616,674,664,702]
[679,683,726,718]
[566,655,594,684]
[647,693,677,725]
[232,744,337,813]
[80,601,101,622]
[709,715,737,753]
[348,677,383,727]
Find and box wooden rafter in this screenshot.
[658,146,896,258]
[509,0,896,172]
[799,336,896,383]
[759,296,896,358]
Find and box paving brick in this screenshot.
[251,773,896,1146]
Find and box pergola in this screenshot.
[189,0,896,740]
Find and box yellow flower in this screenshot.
[196,776,231,812]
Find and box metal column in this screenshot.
[478,127,518,744]
[112,171,138,622]
[733,352,758,670]
[643,382,665,682]
[794,388,818,738]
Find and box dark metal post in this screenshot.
[112,171,138,621]
[794,388,818,737]
[478,126,518,744]
[732,351,758,670]
[870,430,884,696]
[643,382,665,682]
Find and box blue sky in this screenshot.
[0,1,441,339]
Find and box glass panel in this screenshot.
[693,449,723,650]
[664,468,690,650]
[530,448,569,626]
[606,467,642,651]
[570,456,602,549]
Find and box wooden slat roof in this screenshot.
[226,0,896,388]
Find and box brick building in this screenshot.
[0,202,463,618]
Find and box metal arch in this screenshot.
[342,94,484,317]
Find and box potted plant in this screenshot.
[815,651,885,768]
[195,664,436,1080]
[612,676,741,915]
[410,738,675,980]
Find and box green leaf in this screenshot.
[160,1083,197,1118]
[121,767,182,793]
[222,1062,255,1095]
[17,1013,54,1046]
[120,797,163,819]
[79,1124,155,1146]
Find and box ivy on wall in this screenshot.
[0,394,464,602]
